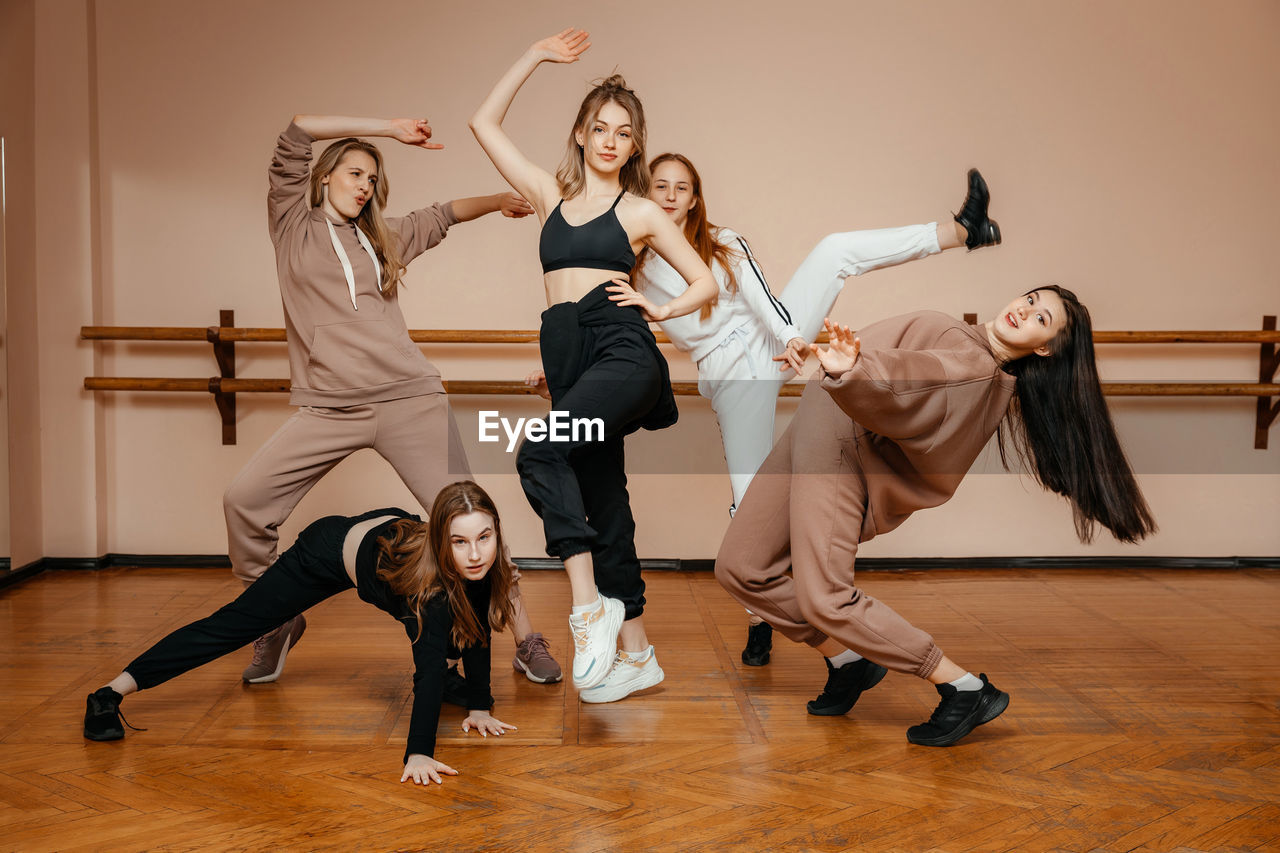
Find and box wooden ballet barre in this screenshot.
[82,376,1280,398]
[78,325,1280,346]
[80,310,1280,448]
[79,327,537,344]
[80,326,758,346]
[83,377,555,395]
[1093,331,1280,344]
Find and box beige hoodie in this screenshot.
[268,122,457,406]
[814,310,1018,541]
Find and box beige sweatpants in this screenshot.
[223,393,471,583]
[714,382,945,679]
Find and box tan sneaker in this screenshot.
[242,614,307,683]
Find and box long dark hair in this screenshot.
[635,153,742,322]
[999,285,1156,543]
[375,481,516,647]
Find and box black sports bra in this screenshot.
[539,191,636,276]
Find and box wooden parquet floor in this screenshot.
[1,567,1278,852]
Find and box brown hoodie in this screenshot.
[815,310,1017,541]
[268,122,457,406]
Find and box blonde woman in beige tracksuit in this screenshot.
[226,115,561,686]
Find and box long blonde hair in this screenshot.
[556,74,650,200]
[635,153,742,321]
[309,138,408,296]
[375,482,516,648]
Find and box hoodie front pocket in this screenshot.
[305,320,425,391]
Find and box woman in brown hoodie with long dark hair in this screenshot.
[717,287,1156,747]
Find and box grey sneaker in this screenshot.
[242,614,307,683]
[513,632,563,683]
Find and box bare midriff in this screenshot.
[342,515,399,585]
[542,265,637,307]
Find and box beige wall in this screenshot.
[3,0,42,568]
[13,0,1280,562]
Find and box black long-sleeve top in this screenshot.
[352,511,493,763]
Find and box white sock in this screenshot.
[571,590,601,617]
[949,672,983,692]
[622,646,653,662]
[826,649,864,667]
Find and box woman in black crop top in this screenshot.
[83,482,517,787]
[470,29,718,704]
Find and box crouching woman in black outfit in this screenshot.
[83,481,516,787]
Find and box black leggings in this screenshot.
[516,284,676,620]
[125,514,363,689]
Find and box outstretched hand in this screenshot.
[531,28,591,64]
[607,278,670,322]
[774,336,811,374]
[388,118,445,150]
[812,318,861,376]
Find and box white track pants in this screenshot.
[700,223,942,508]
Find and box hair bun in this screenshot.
[596,73,632,93]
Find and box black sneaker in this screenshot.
[806,657,888,716]
[442,664,469,708]
[953,168,1001,250]
[84,687,127,741]
[741,622,773,667]
[907,673,1009,746]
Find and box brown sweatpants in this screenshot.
[714,384,944,679]
[223,393,471,583]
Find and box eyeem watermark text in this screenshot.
[478,411,604,452]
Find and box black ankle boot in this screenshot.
[806,657,887,716]
[84,687,126,741]
[906,673,1009,746]
[741,622,773,667]
[953,168,1001,250]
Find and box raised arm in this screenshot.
[270,115,447,243]
[468,29,590,216]
[290,115,445,149]
[608,200,718,322]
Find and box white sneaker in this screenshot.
[579,646,665,703]
[569,595,624,689]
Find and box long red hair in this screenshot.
[635,153,742,321]
[375,481,516,648]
